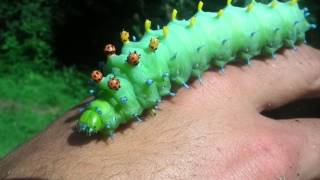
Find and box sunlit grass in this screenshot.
[0,61,88,159]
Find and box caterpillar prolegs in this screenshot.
[78,0,315,137]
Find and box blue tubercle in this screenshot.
[96,107,103,115]
[146,79,154,86]
[182,82,190,89]
[168,92,176,97]
[120,96,128,104]
[310,24,317,29]
[89,89,95,95]
[162,72,169,78]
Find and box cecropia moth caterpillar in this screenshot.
[78,0,315,137]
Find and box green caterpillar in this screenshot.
[78,0,315,137]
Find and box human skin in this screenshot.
[0,45,320,180]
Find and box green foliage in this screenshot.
[0,65,87,158]
[0,0,87,158]
[0,0,57,67]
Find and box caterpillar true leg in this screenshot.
[135,115,143,123]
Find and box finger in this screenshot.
[278,118,320,180]
[238,45,320,112]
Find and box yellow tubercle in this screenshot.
[198,1,203,11]
[145,19,151,33]
[172,9,178,20]
[271,0,278,8]
[227,0,232,6]
[163,26,169,37]
[290,0,298,5]
[149,37,160,51]
[120,30,130,44]
[246,2,254,12]
[189,17,196,27]
[217,9,224,17]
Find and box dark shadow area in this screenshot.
[63,111,81,124]
[262,98,320,119]
[53,0,147,72]
[67,130,104,146]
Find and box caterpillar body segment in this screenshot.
[98,75,144,122]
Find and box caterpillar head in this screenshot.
[79,100,116,136]
[79,109,104,135]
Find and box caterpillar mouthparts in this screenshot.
[78,0,314,137]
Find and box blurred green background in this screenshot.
[0,0,319,159]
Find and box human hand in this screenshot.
[1,45,320,180]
